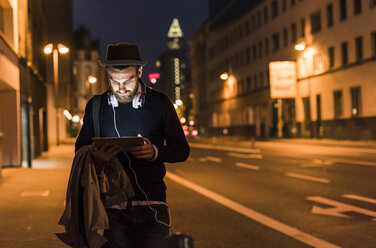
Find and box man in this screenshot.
[75,43,190,248]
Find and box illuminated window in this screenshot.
[271,0,279,19]
[291,23,297,42]
[355,36,363,61]
[327,4,334,27]
[350,87,362,117]
[334,90,343,118]
[310,11,322,33]
[328,46,335,67]
[354,0,362,14]
[372,31,376,56]
[340,0,347,21]
[341,41,348,65]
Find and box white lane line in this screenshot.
[166,172,341,248]
[342,194,376,204]
[301,160,333,168]
[228,152,263,159]
[330,159,376,167]
[235,162,260,171]
[285,172,330,184]
[20,190,50,197]
[198,156,222,163]
[190,143,261,154]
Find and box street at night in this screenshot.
[1,139,375,247]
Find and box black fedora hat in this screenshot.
[99,43,147,67]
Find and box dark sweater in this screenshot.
[75,88,190,201]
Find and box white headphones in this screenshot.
[108,80,146,109]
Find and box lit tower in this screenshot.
[156,18,187,103]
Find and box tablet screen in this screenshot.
[92,136,145,152]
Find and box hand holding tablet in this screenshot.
[92,136,145,152]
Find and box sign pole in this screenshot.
[278,98,283,138]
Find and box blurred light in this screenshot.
[88,76,97,84]
[189,93,194,99]
[220,72,229,80]
[156,60,161,68]
[189,120,195,126]
[173,104,178,109]
[352,108,357,115]
[182,125,188,131]
[176,99,183,106]
[151,78,157,84]
[148,73,160,83]
[295,42,306,51]
[180,117,186,124]
[58,44,69,54]
[63,110,72,120]
[44,43,53,54]
[184,130,190,136]
[72,115,80,123]
[80,118,84,125]
[223,128,229,135]
[191,130,198,136]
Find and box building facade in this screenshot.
[190,0,376,139]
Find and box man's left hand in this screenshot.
[131,137,155,160]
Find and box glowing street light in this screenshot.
[88,75,97,84]
[294,41,306,51]
[58,44,69,54]
[220,72,229,80]
[176,99,183,106]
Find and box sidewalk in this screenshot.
[0,142,75,247]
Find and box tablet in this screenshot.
[92,136,145,152]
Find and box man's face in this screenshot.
[108,66,141,103]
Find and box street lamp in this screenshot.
[44,43,69,146]
[220,72,229,80]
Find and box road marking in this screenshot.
[198,156,222,163]
[190,143,261,154]
[20,190,50,197]
[330,159,376,167]
[166,172,341,248]
[228,152,263,159]
[235,162,260,171]
[307,196,376,221]
[342,194,376,204]
[285,172,330,184]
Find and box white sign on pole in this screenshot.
[269,61,297,99]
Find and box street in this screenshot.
[0,139,375,247]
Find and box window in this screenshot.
[244,20,250,35]
[251,15,256,31]
[85,51,91,60]
[327,4,334,27]
[311,11,322,33]
[272,32,280,52]
[252,44,257,62]
[333,90,343,118]
[264,6,269,24]
[351,87,362,116]
[355,36,363,61]
[254,74,258,89]
[340,0,347,21]
[291,23,297,42]
[283,27,288,47]
[239,24,243,39]
[313,53,325,74]
[257,11,262,28]
[265,38,270,56]
[354,0,362,14]
[245,48,251,64]
[271,0,279,18]
[258,41,263,58]
[282,0,287,12]
[300,18,306,37]
[341,41,348,65]
[372,31,376,56]
[291,0,296,6]
[266,69,270,86]
[246,77,252,92]
[329,46,335,67]
[259,72,264,87]
[371,0,376,8]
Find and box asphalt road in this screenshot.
[165,142,376,248]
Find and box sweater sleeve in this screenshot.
[157,95,190,163]
[75,98,95,152]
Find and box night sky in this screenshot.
[73,0,208,80]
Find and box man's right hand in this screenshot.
[90,144,122,173]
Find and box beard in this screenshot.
[110,80,139,103]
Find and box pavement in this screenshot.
[0,136,375,247]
